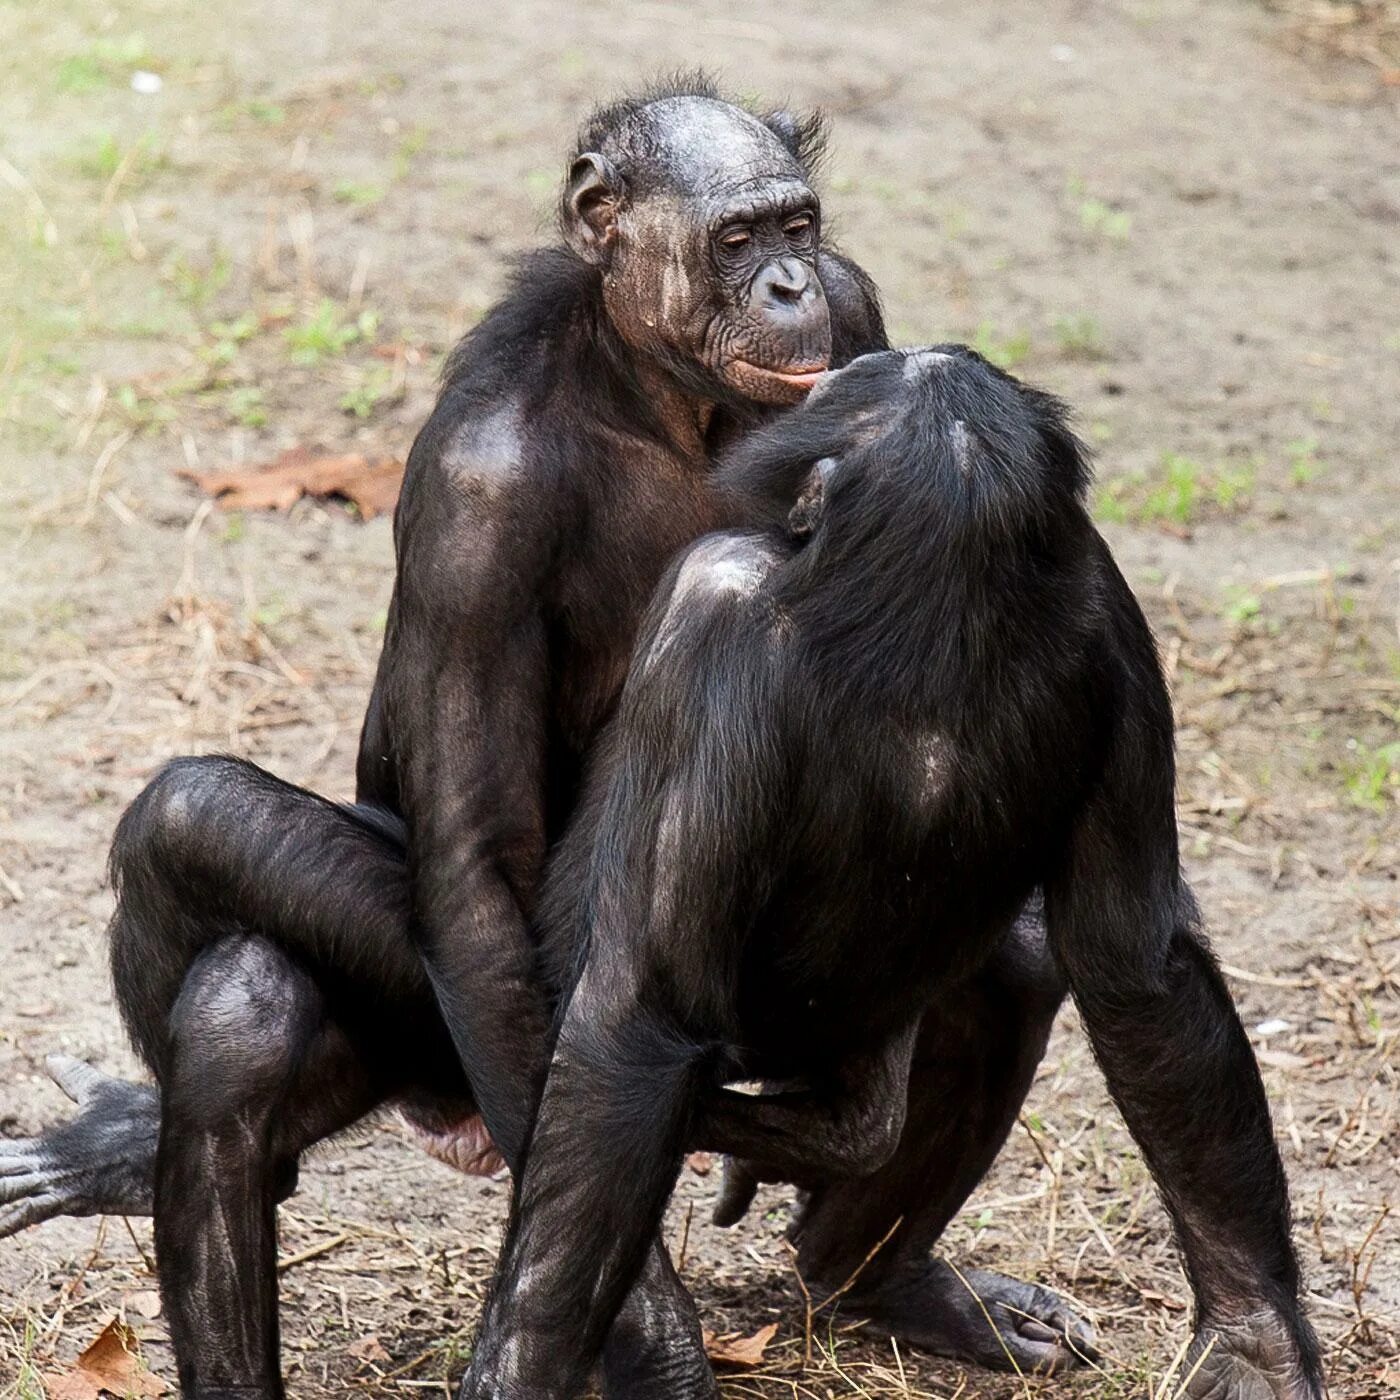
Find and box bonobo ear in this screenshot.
[787,456,836,538]
[563,153,623,266]
[760,108,829,177]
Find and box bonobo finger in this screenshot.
[1057,1313,1100,1363]
[0,1193,61,1239]
[0,1142,43,1175]
[0,1171,50,1204]
[1013,1316,1061,1344]
[47,1053,107,1106]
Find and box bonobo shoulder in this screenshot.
[400,388,548,528]
[438,400,529,504]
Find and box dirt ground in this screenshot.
[1,1,1396,1396]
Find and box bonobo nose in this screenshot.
[749,257,821,315]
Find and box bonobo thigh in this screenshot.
[789,907,1096,1374]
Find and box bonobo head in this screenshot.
[562,76,833,407]
[718,346,1090,549]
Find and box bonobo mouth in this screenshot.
[727,359,830,404]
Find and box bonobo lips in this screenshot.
[728,358,823,403]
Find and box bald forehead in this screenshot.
[607,97,804,198]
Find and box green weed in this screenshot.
[1343,741,1400,812]
[1054,314,1106,360]
[228,386,267,427]
[333,180,386,207]
[1096,453,1254,526]
[1286,436,1323,485]
[1079,197,1131,241]
[284,301,378,365]
[56,34,151,93]
[970,321,1031,370]
[339,365,395,418]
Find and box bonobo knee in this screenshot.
[112,754,251,885]
[164,936,319,1124]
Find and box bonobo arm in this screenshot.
[387,449,554,1170]
[460,541,786,1398]
[1045,574,1322,1400]
[694,1020,919,1192]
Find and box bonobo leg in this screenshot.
[790,906,1100,1375]
[16,754,712,1399]
[154,936,382,1399]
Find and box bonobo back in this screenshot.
[710,348,1124,1056]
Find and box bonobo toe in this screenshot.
[840,1259,1099,1375]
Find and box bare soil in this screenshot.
[1,2,1396,1397]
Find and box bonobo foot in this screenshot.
[0,1056,158,1238]
[1180,1312,1322,1400]
[838,1257,1099,1375]
[601,1297,719,1400]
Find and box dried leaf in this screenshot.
[124,1290,163,1319]
[686,1150,714,1176]
[179,447,404,519]
[702,1322,778,1369]
[347,1335,390,1364]
[43,1317,168,1400]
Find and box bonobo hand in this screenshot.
[0,1055,158,1238]
[1181,1312,1323,1400]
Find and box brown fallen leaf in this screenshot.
[702,1322,778,1369]
[43,1317,168,1400]
[347,1335,391,1364]
[179,446,404,520]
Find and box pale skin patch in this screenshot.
[441,403,525,501]
[911,731,951,807]
[643,533,781,674]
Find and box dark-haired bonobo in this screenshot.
[2,82,1089,1396]
[459,349,1323,1400]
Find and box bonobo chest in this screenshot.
[548,435,729,753]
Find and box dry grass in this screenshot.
[1265,1,1400,78]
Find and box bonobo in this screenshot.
[460,348,1324,1400]
[0,76,911,1400]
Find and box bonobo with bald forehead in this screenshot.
[0,78,890,1400]
[565,89,837,404]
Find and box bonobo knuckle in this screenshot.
[117,755,248,877]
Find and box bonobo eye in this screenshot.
[717,227,752,252]
[783,213,815,243]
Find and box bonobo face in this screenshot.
[563,96,833,407]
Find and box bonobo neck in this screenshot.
[631,358,716,461]
[439,247,721,464]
